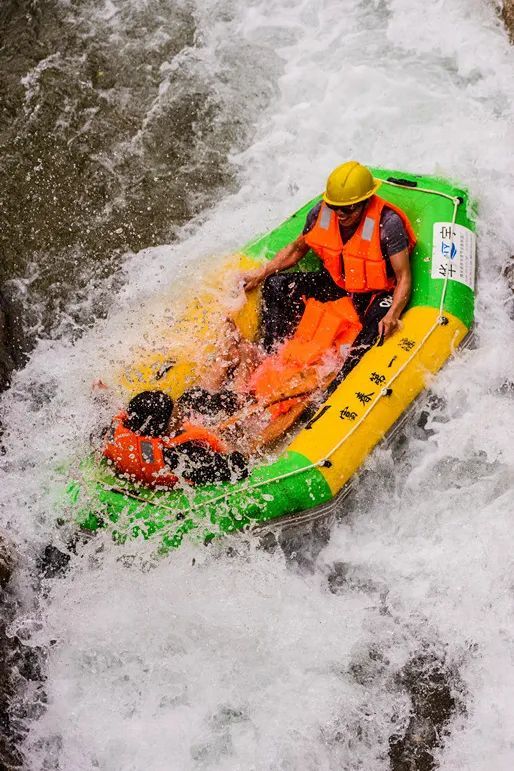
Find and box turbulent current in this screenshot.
[1,0,514,769]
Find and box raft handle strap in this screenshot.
[386,177,418,187]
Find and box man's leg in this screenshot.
[261,268,346,351]
[327,292,393,390]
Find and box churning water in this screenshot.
[1,0,514,769]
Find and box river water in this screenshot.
[1,0,514,769]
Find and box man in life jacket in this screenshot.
[103,390,248,488]
[243,161,415,374]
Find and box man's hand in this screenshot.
[377,247,411,342]
[243,266,268,292]
[377,311,400,341]
[243,236,310,293]
[91,378,109,390]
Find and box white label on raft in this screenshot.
[431,222,476,290]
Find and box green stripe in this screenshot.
[74,451,332,549]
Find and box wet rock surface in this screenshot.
[0,533,15,592]
[502,0,514,43]
[0,291,15,392]
[0,538,74,769]
[327,562,465,771]
[388,653,464,771]
[503,257,514,319]
[0,533,23,769]
[0,615,47,770]
[0,0,267,349]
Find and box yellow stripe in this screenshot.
[288,307,468,493]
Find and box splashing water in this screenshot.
[1,0,514,769]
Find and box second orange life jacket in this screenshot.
[304,195,416,292]
[247,296,362,404]
[103,412,226,488]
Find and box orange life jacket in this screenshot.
[248,296,362,403]
[103,412,226,488]
[304,195,416,292]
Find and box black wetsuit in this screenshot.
[163,442,247,486]
[164,388,247,485]
[261,202,409,375]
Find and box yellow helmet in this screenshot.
[323,161,381,206]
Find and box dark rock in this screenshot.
[327,561,350,594]
[348,644,390,686]
[0,534,53,769]
[0,531,15,590]
[498,379,514,395]
[502,0,514,44]
[389,651,465,771]
[277,517,333,572]
[0,0,260,353]
[0,290,15,392]
[37,544,71,580]
[0,515,23,769]
[503,258,514,319]
[0,619,46,770]
[504,258,514,292]
[0,613,25,769]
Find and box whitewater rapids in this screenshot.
[1,0,514,769]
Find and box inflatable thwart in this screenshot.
[68,168,476,550]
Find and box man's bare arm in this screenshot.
[377,247,411,340]
[243,235,310,291]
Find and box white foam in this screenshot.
[2,0,514,768]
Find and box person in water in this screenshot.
[243,161,415,373]
[103,389,248,488]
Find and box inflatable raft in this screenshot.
[70,168,476,549]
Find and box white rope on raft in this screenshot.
[112,183,463,527]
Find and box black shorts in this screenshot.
[338,290,393,379]
[261,268,346,351]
